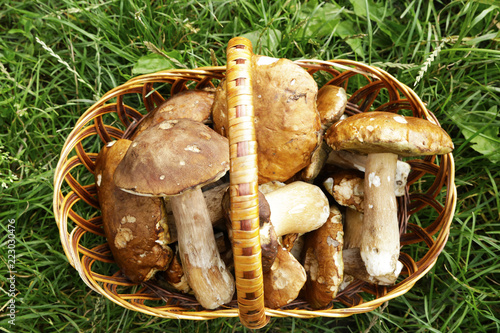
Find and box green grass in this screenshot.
[1,0,499,332]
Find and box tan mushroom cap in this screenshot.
[325,111,454,156]
[316,85,347,128]
[212,55,321,183]
[114,118,230,197]
[131,90,214,139]
[95,139,173,283]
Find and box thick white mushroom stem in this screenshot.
[170,188,234,309]
[361,152,401,284]
[263,181,330,237]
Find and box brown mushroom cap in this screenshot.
[325,111,454,156]
[114,118,229,196]
[131,90,214,139]
[316,85,347,129]
[263,246,307,309]
[212,55,321,183]
[95,139,173,283]
[302,205,344,309]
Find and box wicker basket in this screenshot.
[53,37,456,329]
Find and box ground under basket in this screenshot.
[53,37,456,329]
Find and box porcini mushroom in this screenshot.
[94,139,173,283]
[300,141,333,182]
[161,252,191,293]
[263,246,307,309]
[316,85,348,130]
[162,182,230,243]
[114,118,235,309]
[325,111,453,283]
[263,181,330,237]
[131,89,214,139]
[258,180,286,195]
[301,85,347,182]
[342,208,403,285]
[212,55,321,183]
[322,164,410,213]
[302,205,344,309]
[326,150,411,196]
[323,168,365,212]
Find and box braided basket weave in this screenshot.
[53,37,456,329]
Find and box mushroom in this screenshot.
[280,233,299,252]
[199,182,229,224]
[344,207,365,249]
[316,85,348,130]
[289,234,304,261]
[263,181,330,237]
[130,89,214,139]
[326,150,411,196]
[94,139,173,283]
[258,180,286,195]
[302,205,344,309]
[322,164,410,213]
[301,85,347,181]
[342,248,378,285]
[323,168,365,212]
[325,111,453,283]
[300,141,333,182]
[212,55,321,183]
[223,181,330,273]
[258,181,330,256]
[338,274,355,292]
[342,208,403,285]
[224,181,329,308]
[161,182,230,243]
[114,118,235,309]
[263,246,307,309]
[161,252,191,293]
[157,231,233,294]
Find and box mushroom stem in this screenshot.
[344,207,364,249]
[327,150,410,196]
[343,248,403,286]
[263,181,330,237]
[361,152,400,283]
[342,248,375,284]
[169,188,234,309]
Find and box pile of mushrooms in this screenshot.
[94,54,454,311]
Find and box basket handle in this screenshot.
[226,37,269,329]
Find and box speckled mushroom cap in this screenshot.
[114,118,230,196]
[325,111,454,156]
[95,139,172,283]
[212,55,321,183]
[131,90,214,139]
